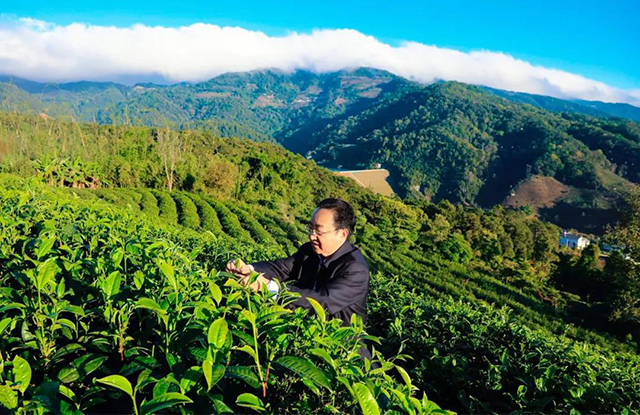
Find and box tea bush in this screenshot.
[0,186,445,414]
[206,197,253,243]
[151,190,179,225]
[187,193,225,236]
[226,202,277,245]
[138,188,160,217]
[173,192,200,229]
[368,275,640,413]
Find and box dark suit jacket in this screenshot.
[251,241,370,325]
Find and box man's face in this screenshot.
[308,208,349,257]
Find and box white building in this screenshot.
[559,231,590,250]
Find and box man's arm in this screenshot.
[287,262,369,315]
[250,244,308,283]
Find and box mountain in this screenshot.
[573,98,640,121]
[1,69,639,233]
[299,82,640,232]
[0,68,415,141]
[484,86,640,122]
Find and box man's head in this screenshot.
[308,198,356,257]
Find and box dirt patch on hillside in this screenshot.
[339,76,390,89]
[334,97,348,106]
[358,88,382,98]
[253,94,284,108]
[503,176,573,212]
[195,92,231,98]
[335,169,395,197]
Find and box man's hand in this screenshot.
[226,258,251,278]
[226,259,271,292]
[247,274,271,292]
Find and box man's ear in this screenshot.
[341,228,350,240]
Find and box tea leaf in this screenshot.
[210,397,233,414]
[203,362,225,391]
[159,261,177,293]
[395,365,412,389]
[58,384,77,403]
[96,375,133,398]
[133,271,145,290]
[136,298,167,315]
[13,355,32,394]
[276,356,330,389]
[179,367,202,394]
[0,318,12,337]
[310,348,336,371]
[225,366,261,389]
[306,297,326,322]
[101,271,121,299]
[236,393,265,412]
[0,384,18,410]
[36,237,56,259]
[353,383,380,415]
[136,369,158,392]
[36,257,58,291]
[208,282,222,305]
[140,392,192,415]
[208,318,228,350]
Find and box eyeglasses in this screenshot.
[306,224,340,236]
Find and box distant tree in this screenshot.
[603,187,640,347]
[156,126,183,191]
[202,156,239,197]
[439,233,473,264]
[578,244,601,271]
[418,213,451,248]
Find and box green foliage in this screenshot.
[138,188,160,217]
[305,82,638,211]
[0,185,440,414]
[1,103,639,413]
[438,233,473,263]
[173,192,201,229]
[152,190,179,224]
[602,187,640,345]
[368,274,640,413]
[187,193,225,236]
[226,202,278,245]
[206,197,254,243]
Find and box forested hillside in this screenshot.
[2,69,640,233]
[0,112,639,413]
[2,70,639,234]
[0,69,412,142]
[303,82,640,231]
[484,86,640,122]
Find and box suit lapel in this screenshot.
[299,241,357,290]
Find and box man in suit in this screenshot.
[226,198,370,326]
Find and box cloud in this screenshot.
[0,18,639,106]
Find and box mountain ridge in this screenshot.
[1,69,639,233]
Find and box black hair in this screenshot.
[317,198,356,235]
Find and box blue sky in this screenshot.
[3,0,638,89]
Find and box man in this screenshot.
[226,198,370,325]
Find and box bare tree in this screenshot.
[156,126,183,191]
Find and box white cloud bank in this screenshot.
[1,18,639,106]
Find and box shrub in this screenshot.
[368,274,640,414]
[0,186,442,414]
[206,196,253,243]
[138,188,160,217]
[188,193,225,236]
[226,202,277,245]
[173,191,200,229]
[151,189,178,224]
